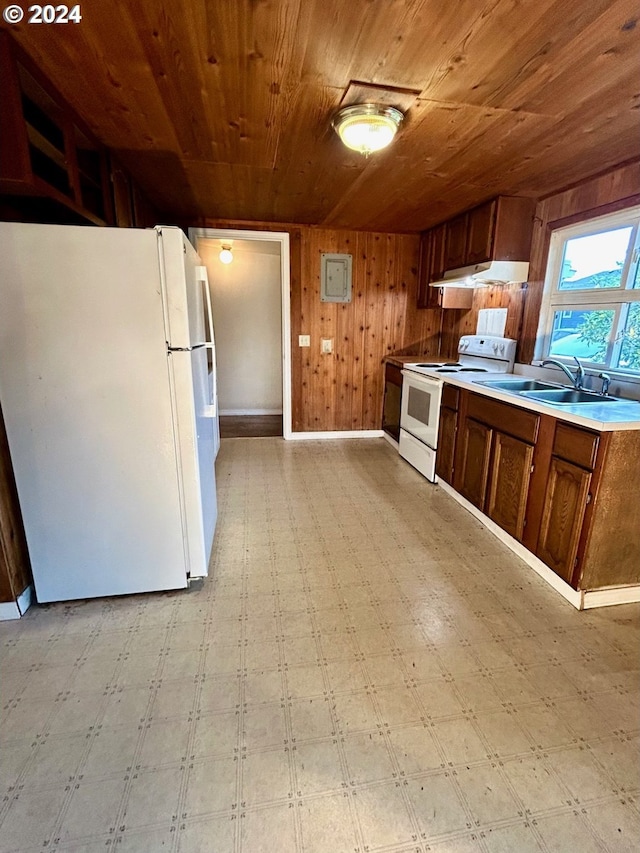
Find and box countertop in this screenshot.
[406,369,640,431]
[384,355,432,367]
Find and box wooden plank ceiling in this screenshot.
[4,0,639,231]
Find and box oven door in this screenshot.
[400,370,443,450]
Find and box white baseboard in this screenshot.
[382,432,399,451]
[582,585,640,609]
[288,430,384,441]
[219,409,283,416]
[0,585,34,621]
[438,480,640,610]
[437,480,585,609]
[0,601,21,620]
[17,584,33,615]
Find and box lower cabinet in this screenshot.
[458,418,492,508]
[457,417,534,541]
[453,391,538,543]
[435,385,459,483]
[382,362,403,442]
[441,387,640,592]
[535,458,591,583]
[486,432,534,541]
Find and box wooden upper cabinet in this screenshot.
[417,231,434,308]
[111,161,135,227]
[417,227,445,308]
[0,32,114,225]
[131,181,159,228]
[444,213,469,270]
[466,200,496,265]
[430,224,447,282]
[417,196,534,307]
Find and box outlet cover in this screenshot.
[321,338,333,354]
[299,335,310,347]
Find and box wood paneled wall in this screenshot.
[439,284,527,361]
[520,160,640,364]
[440,160,640,363]
[197,219,441,431]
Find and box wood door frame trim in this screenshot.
[189,227,292,439]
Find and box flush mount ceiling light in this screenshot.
[332,103,404,155]
[219,243,233,264]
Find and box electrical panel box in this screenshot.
[321,253,352,302]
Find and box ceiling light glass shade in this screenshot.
[219,246,233,264]
[332,104,404,155]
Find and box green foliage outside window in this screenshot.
[578,304,640,370]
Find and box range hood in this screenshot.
[430,260,530,288]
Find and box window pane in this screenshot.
[549,308,614,361]
[559,227,632,290]
[616,303,640,372]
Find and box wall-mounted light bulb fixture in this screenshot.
[219,243,233,264]
[332,103,404,156]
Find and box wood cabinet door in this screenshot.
[111,165,134,227]
[382,364,402,441]
[382,381,401,441]
[417,231,439,308]
[466,200,496,265]
[435,406,457,484]
[486,432,534,541]
[536,457,591,584]
[444,214,468,270]
[458,417,492,509]
[430,224,447,282]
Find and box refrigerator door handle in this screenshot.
[196,265,218,414]
[197,267,219,462]
[197,265,215,349]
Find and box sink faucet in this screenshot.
[542,356,585,389]
[598,372,611,396]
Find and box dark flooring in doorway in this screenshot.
[220,414,283,438]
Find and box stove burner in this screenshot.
[414,362,461,368]
[433,365,490,373]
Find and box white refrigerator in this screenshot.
[0,223,219,602]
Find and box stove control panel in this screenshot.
[458,335,516,361]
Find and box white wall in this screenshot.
[198,240,282,414]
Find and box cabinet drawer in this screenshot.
[467,393,539,444]
[553,423,599,470]
[441,384,460,411]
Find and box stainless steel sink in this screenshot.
[519,388,617,404]
[475,379,560,392]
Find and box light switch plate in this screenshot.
[299,335,310,347]
[321,338,333,354]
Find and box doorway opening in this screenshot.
[189,228,291,440]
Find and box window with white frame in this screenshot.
[537,206,640,376]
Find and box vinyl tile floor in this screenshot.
[1,438,639,853]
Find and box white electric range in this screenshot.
[398,335,517,482]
